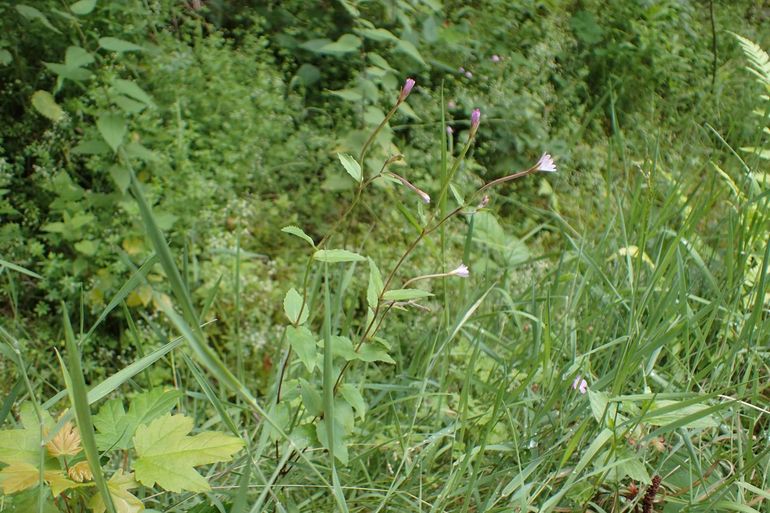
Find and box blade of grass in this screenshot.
[60,306,116,513]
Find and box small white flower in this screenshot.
[450,263,469,278]
[536,153,557,173]
[572,375,588,394]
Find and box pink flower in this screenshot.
[446,126,454,135]
[417,190,431,204]
[536,153,557,173]
[465,71,473,78]
[572,376,588,394]
[470,108,481,131]
[477,195,490,209]
[449,264,469,278]
[459,66,465,73]
[399,78,416,102]
[491,54,501,62]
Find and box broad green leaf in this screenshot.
[339,384,366,420]
[300,379,322,416]
[366,258,383,308]
[65,46,94,67]
[88,470,144,513]
[265,404,290,443]
[70,0,96,15]
[43,62,91,81]
[97,113,126,152]
[0,404,54,466]
[286,326,317,372]
[73,140,110,155]
[112,79,154,107]
[283,288,308,325]
[109,165,131,193]
[94,389,182,450]
[281,225,315,247]
[99,37,144,53]
[313,249,365,263]
[31,90,64,122]
[132,414,244,493]
[395,39,426,66]
[382,289,433,301]
[338,153,362,182]
[114,95,146,114]
[316,34,360,55]
[356,28,397,42]
[0,49,12,66]
[644,400,718,429]
[355,343,395,364]
[316,399,354,464]
[16,5,60,33]
[74,239,97,255]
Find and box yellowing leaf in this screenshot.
[88,470,143,513]
[68,460,93,482]
[132,414,244,492]
[0,462,78,496]
[45,421,82,457]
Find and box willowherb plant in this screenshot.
[272,78,557,469]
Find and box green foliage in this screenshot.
[2,1,770,512]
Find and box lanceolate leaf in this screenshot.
[133,414,244,493]
[338,153,362,182]
[313,249,365,263]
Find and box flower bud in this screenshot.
[399,78,416,102]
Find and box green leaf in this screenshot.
[286,326,317,372]
[16,5,60,33]
[0,422,42,466]
[31,90,64,122]
[65,46,94,67]
[283,287,308,325]
[43,62,91,81]
[356,28,397,42]
[74,240,97,256]
[316,34,360,55]
[281,225,315,247]
[395,39,426,66]
[109,165,131,193]
[382,289,433,301]
[339,384,366,420]
[300,379,323,416]
[366,258,383,309]
[0,49,12,66]
[644,400,718,429]
[112,79,154,107]
[94,389,182,450]
[99,37,143,53]
[316,399,354,464]
[337,153,362,182]
[132,414,244,493]
[313,249,365,263]
[355,343,395,364]
[70,0,96,15]
[72,140,110,155]
[97,113,126,152]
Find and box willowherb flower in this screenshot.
[459,66,465,73]
[465,71,473,78]
[536,153,557,173]
[572,375,588,394]
[449,263,470,278]
[388,171,430,204]
[417,190,431,204]
[399,78,416,102]
[491,54,501,62]
[470,108,481,132]
[477,195,490,209]
[446,126,454,135]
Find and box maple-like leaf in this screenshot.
[45,421,82,457]
[87,470,144,513]
[0,404,55,466]
[93,389,181,450]
[132,414,243,493]
[0,462,79,496]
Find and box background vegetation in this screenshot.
[1,0,770,511]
